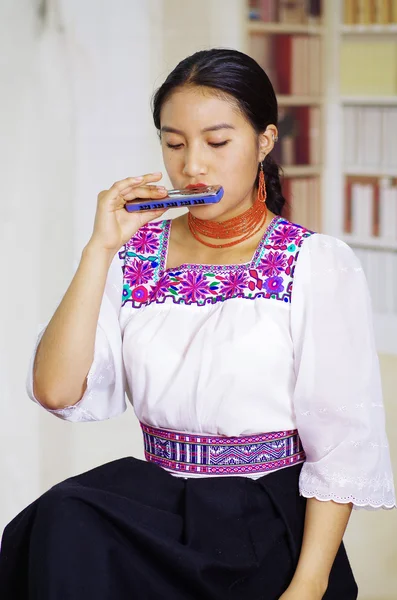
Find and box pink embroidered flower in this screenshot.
[261,251,288,277]
[131,285,149,303]
[220,272,248,297]
[124,261,153,286]
[269,224,297,246]
[132,230,160,254]
[179,272,211,302]
[151,274,173,299]
[264,276,284,294]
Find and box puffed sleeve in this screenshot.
[291,233,396,510]
[26,250,127,422]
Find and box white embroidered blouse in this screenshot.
[27,216,396,509]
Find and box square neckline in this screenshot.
[159,215,283,275]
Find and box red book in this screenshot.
[274,35,292,94]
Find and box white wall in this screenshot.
[0,0,165,525]
[1,1,396,598]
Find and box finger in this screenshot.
[121,186,168,200]
[112,172,163,193]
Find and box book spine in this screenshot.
[351,182,363,236]
[356,0,372,23]
[274,35,292,94]
[344,178,353,233]
[279,0,306,23]
[392,0,397,22]
[260,0,277,22]
[295,106,310,164]
[344,0,357,23]
[309,106,321,165]
[379,178,396,239]
[307,0,322,24]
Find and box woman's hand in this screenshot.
[88,172,168,254]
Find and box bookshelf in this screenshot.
[245,0,325,234]
[244,0,397,353]
[327,0,397,354]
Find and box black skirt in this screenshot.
[0,457,357,600]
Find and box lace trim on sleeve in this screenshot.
[299,463,396,510]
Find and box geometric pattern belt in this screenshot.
[140,423,306,476]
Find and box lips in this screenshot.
[185,183,207,189]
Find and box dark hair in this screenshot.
[152,48,286,216]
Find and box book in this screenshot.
[307,0,322,24]
[344,0,357,23]
[393,0,397,22]
[351,182,374,237]
[374,0,392,23]
[278,0,306,23]
[343,106,357,166]
[379,178,397,239]
[343,106,397,171]
[274,35,292,94]
[340,41,397,95]
[274,34,321,95]
[309,106,322,164]
[357,0,374,24]
[259,0,278,21]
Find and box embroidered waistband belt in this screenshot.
[140,423,306,476]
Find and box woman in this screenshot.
[0,49,395,600]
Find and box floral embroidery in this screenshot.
[124,260,154,286]
[261,251,288,277]
[151,274,173,299]
[132,229,160,254]
[179,272,215,303]
[123,284,132,302]
[131,285,149,303]
[269,223,298,246]
[220,272,248,297]
[120,217,314,308]
[264,276,285,294]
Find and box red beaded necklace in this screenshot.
[188,173,267,249]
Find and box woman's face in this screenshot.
[160,85,273,221]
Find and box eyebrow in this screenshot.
[160,123,236,135]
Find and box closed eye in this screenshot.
[209,141,229,148]
[166,141,229,150]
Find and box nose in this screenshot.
[182,148,207,178]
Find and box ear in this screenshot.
[257,125,279,162]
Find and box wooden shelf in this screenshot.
[340,24,397,35]
[247,22,324,35]
[282,165,322,177]
[342,234,397,252]
[341,95,397,106]
[344,167,397,178]
[277,95,324,106]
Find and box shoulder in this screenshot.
[290,228,364,296]
[271,219,362,281]
[297,231,361,270]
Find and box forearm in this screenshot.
[33,242,116,409]
[291,497,353,595]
